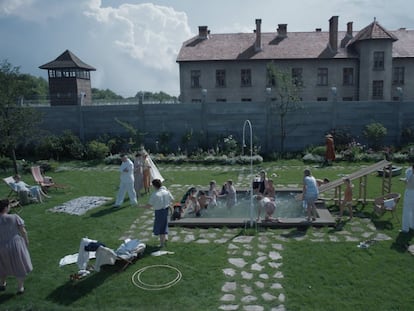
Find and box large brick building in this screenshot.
[177,16,414,103]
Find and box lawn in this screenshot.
[0,160,413,311]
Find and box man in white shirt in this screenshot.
[114,155,138,208]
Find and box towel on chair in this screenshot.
[383,198,396,210]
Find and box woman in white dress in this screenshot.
[402,164,414,232]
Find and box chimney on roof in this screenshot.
[347,22,353,37]
[255,19,262,51]
[277,24,287,37]
[198,26,209,39]
[329,16,338,52]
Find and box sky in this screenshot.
[1,0,413,98]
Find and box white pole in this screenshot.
[243,120,254,227]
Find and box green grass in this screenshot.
[0,161,412,311]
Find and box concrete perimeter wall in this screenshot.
[35,101,414,153]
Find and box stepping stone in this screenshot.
[262,292,277,301]
[243,250,252,257]
[254,281,265,289]
[273,271,284,279]
[223,268,236,277]
[222,282,237,292]
[233,236,254,243]
[221,294,236,302]
[251,263,264,271]
[229,258,247,268]
[218,304,239,310]
[243,305,264,311]
[268,262,282,269]
[241,295,257,303]
[271,283,283,290]
[269,251,282,260]
[241,271,253,280]
[259,274,269,280]
[241,284,253,294]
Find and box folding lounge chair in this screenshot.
[94,239,146,272]
[3,176,17,198]
[374,192,401,223]
[31,166,56,191]
[2,176,34,208]
[73,237,146,279]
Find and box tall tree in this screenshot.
[0,60,41,173]
[266,63,302,155]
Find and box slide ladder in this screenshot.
[318,159,392,205]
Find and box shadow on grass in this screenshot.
[46,264,121,306]
[391,231,414,253]
[0,293,17,304]
[89,204,126,218]
[281,226,309,238]
[329,218,350,233]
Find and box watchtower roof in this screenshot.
[39,49,96,70]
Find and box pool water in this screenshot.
[184,191,306,219]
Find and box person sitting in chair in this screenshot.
[11,175,49,204]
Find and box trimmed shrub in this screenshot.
[86,140,110,160]
[363,122,387,151]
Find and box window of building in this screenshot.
[241,69,252,87]
[393,67,405,85]
[266,68,276,87]
[373,51,384,70]
[191,99,202,103]
[216,70,226,87]
[317,97,328,101]
[317,68,328,86]
[216,98,227,102]
[343,68,354,86]
[241,98,252,102]
[342,97,353,101]
[292,68,303,86]
[191,70,201,88]
[372,80,384,99]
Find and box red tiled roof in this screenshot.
[349,19,398,45]
[177,22,414,62]
[39,50,96,70]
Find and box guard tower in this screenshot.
[39,50,96,106]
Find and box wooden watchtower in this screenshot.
[39,50,96,106]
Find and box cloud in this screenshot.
[83,0,192,95]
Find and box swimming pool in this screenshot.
[170,189,336,228]
[195,190,306,219]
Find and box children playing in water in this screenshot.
[256,194,279,222]
[183,187,201,217]
[207,180,219,208]
[338,178,353,220]
[220,179,237,209]
[263,179,276,199]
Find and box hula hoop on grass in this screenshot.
[131,264,182,290]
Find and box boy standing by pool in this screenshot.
[338,178,353,220]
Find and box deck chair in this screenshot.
[31,166,56,191]
[94,239,146,272]
[374,193,401,223]
[75,237,146,276]
[2,176,37,206]
[3,176,17,198]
